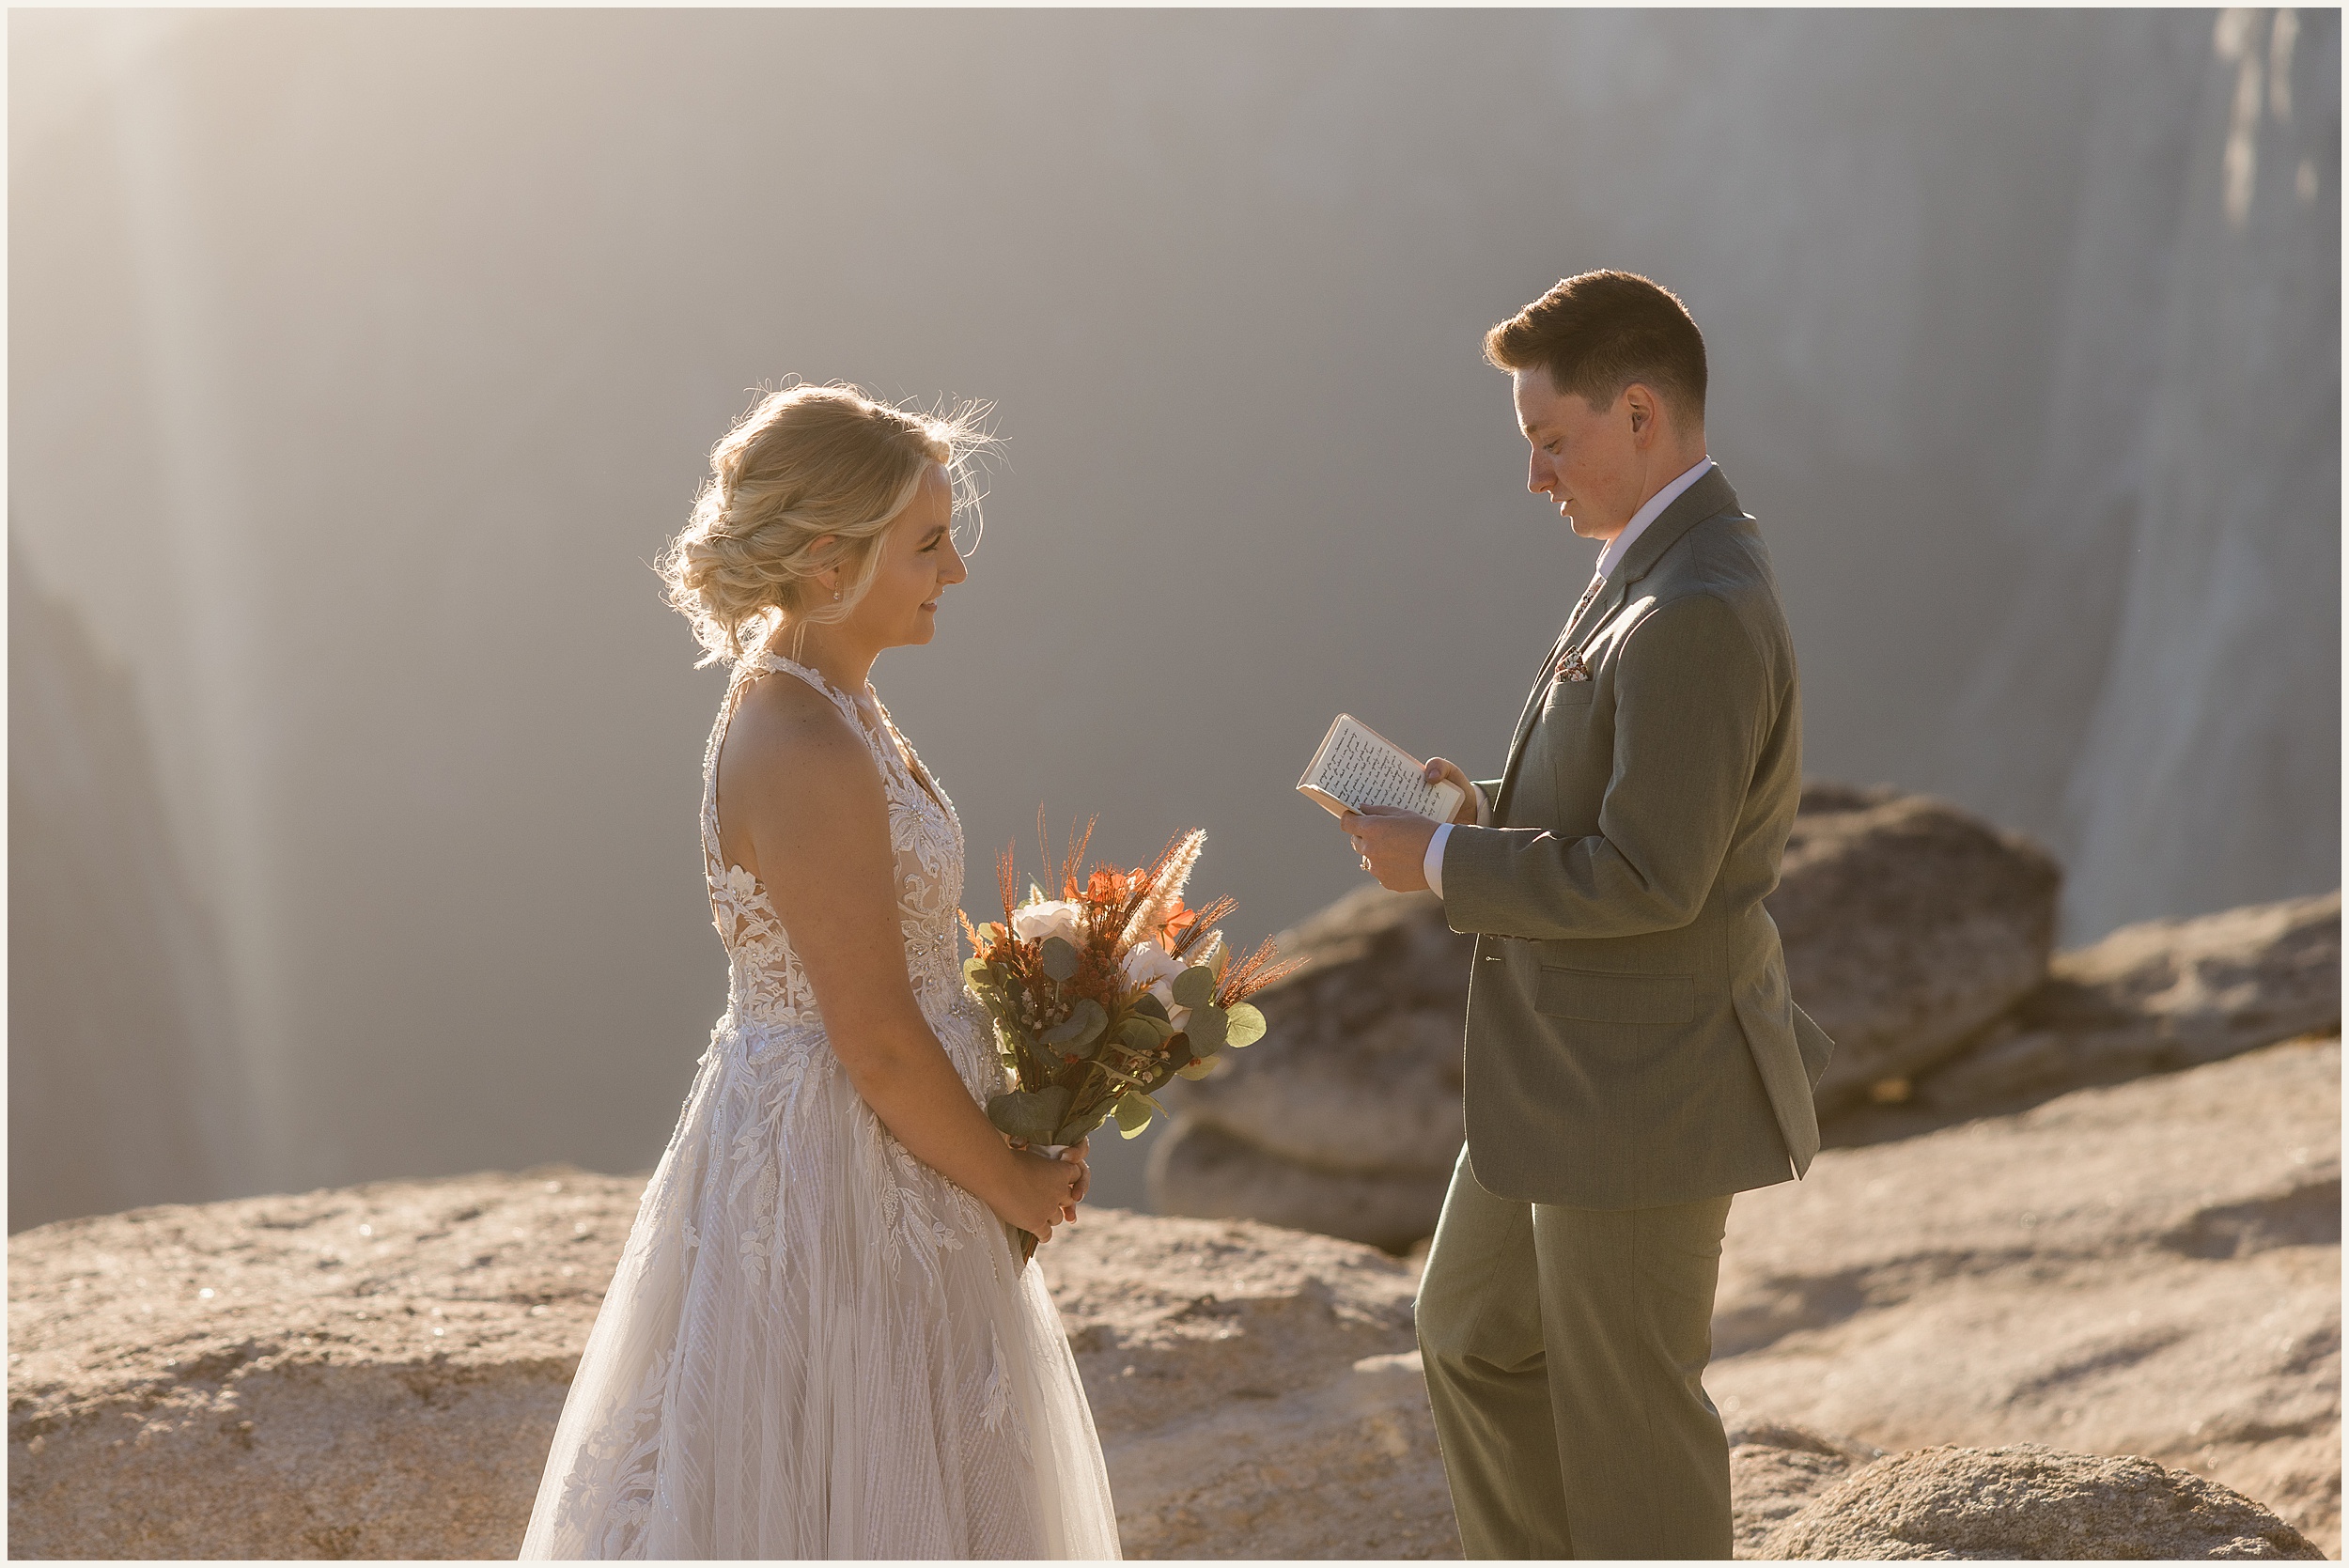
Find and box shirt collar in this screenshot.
[1595,455,1714,581]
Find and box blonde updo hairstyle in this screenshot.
[660,381,992,668]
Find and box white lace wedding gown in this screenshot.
[520,652,1121,1560]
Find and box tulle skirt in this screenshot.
[519,1008,1122,1559]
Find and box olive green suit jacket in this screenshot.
[1442,465,1833,1210]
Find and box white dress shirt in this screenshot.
[1423,455,1714,898]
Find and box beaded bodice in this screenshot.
[699,652,976,1051]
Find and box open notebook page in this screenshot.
[1297,714,1466,822]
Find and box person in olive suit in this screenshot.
[1343,271,1833,1560]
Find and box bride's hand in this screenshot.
[1060,1139,1092,1220]
[992,1145,1084,1242]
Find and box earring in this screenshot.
[832,588,842,601]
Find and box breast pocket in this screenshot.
[1539,674,1597,717]
[1534,966,1696,1026]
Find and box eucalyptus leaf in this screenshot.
[1186,1005,1229,1053]
[962,956,991,985]
[1224,1002,1268,1048]
[1116,1017,1164,1054]
[1055,1102,1114,1144]
[1112,1094,1153,1138]
[1171,966,1218,1011]
[1040,937,1081,983]
[1130,991,1169,1023]
[986,1085,1071,1143]
[1041,997,1108,1049]
[1175,1057,1219,1079]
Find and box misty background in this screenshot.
[10,8,2339,1232]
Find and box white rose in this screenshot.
[1012,899,1084,947]
[1121,939,1184,991]
[1120,941,1193,1030]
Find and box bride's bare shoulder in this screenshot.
[721,671,881,801]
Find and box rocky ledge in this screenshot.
[9,1038,2336,1558]
[1147,783,2337,1254]
[1712,1034,2341,1557]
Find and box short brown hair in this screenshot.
[1485,271,1707,422]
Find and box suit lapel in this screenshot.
[1500,575,1623,769]
[1492,466,1745,809]
[1501,577,1608,754]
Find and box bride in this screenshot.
[520,383,1122,1559]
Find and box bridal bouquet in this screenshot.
[961,819,1298,1260]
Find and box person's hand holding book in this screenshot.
[1420,756,1481,824]
[1344,761,1481,890]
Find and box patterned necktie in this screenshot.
[1569,574,1606,624]
[1553,575,1608,681]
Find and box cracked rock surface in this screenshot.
[1711,1035,2342,1555]
[9,1040,2335,1557]
[6,1175,1870,1559]
[6,1168,630,1558]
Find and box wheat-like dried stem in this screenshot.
[1172,896,1237,957]
[1058,816,1097,899]
[996,843,1020,925]
[1122,829,1206,948]
[1217,937,1302,1006]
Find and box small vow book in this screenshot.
[1297,714,1466,823]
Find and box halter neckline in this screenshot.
[728,649,946,817]
[739,647,863,698]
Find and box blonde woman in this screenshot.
[521,384,1120,1559]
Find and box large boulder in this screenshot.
[1725,1421,1885,1557]
[1710,1036,2342,1555]
[1774,783,2062,1110]
[1172,883,1470,1179]
[1901,890,2341,1118]
[1154,785,2065,1244]
[1151,884,1470,1250]
[1759,1443,2324,1560]
[1143,1119,1450,1255]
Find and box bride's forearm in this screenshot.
[837,1020,1020,1207]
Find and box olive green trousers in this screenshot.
[1414,1147,1735,1560]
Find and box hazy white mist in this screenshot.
[9,9,2337,1226]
